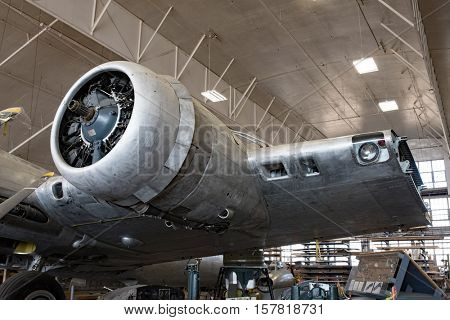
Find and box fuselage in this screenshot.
[1,62,428,274]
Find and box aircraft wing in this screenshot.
[248,131,429,246]
[31,128,429,271]
[0,149,56,220]
[0,149,48,196]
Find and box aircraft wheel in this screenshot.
[0,271,65,300]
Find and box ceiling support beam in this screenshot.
[233,88,236,117]
[228,86,233,118]
[204,58,235,103]
[423,126,450,157]
[411,0,450,157]
[380,22,423,58]
[426,123,445,141]
[9,122,53,154]
[211,58,234,91]
[234,82,257,119]
[256,97,275,131]
[230,77,256,117]
[90,0,97,32]
[390,49,430,85]
[272,110,292,143]
[0,0,105,65]
[23,0,303,144]
[405,66,446,157]
[176,34,206,80]
[91,0,112,35]
[203,66,208,103]
[0,19,58,68]
[136,20,142,62]
[292,122,305,142]
[174,46,178,78]
[137,6,173,62]
[425,102,444,121]
[377,0,414,27]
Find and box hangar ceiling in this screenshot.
[0,0,449,170]
[0,0,113,169]
[419,0,450,147]
[114,0,446,135]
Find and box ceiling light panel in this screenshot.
[201,90,227,102]
[353,57,379,74]
[378,100,399,112]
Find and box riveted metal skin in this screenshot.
[3,62,426,271]
[51,62,193,205]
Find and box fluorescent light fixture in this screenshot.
[378,100,399,112]
[201,89,227,102]
[353,57,378,74]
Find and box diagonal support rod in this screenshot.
[211,58,235,91]
[230,77,256,116]
[91,0,112,35]
[176,34,206,80]
[136,20,143,62]
[390,49,430,85]
[9,121,53,154]
[380,22,423,58]
[0,19,58,67]
[256,97,275,131]
[228,86,233,117]
[174,46,178,78]
[234,82,257,119]
[423,126,450,157]
[292,122,305,142]
[272,110,292,143]
[137,6,173,62]
[378,0,414,27]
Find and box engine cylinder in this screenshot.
[51,62,195,204]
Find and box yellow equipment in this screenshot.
[0,107,24,136]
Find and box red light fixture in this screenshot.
[378,139,386,147]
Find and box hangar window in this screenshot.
[423,197,450,228]
[260,162,288,180]
[417,160,446,189]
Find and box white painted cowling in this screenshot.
[50,61,195,205]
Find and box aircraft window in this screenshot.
[261,162,288,179]
[300,158,320,176]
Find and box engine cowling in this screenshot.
[51,62,195,205]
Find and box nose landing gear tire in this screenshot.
[0,271,65,300]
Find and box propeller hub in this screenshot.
[67,100,95,121]
[57,71,134,168]
[80,102,119,144]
